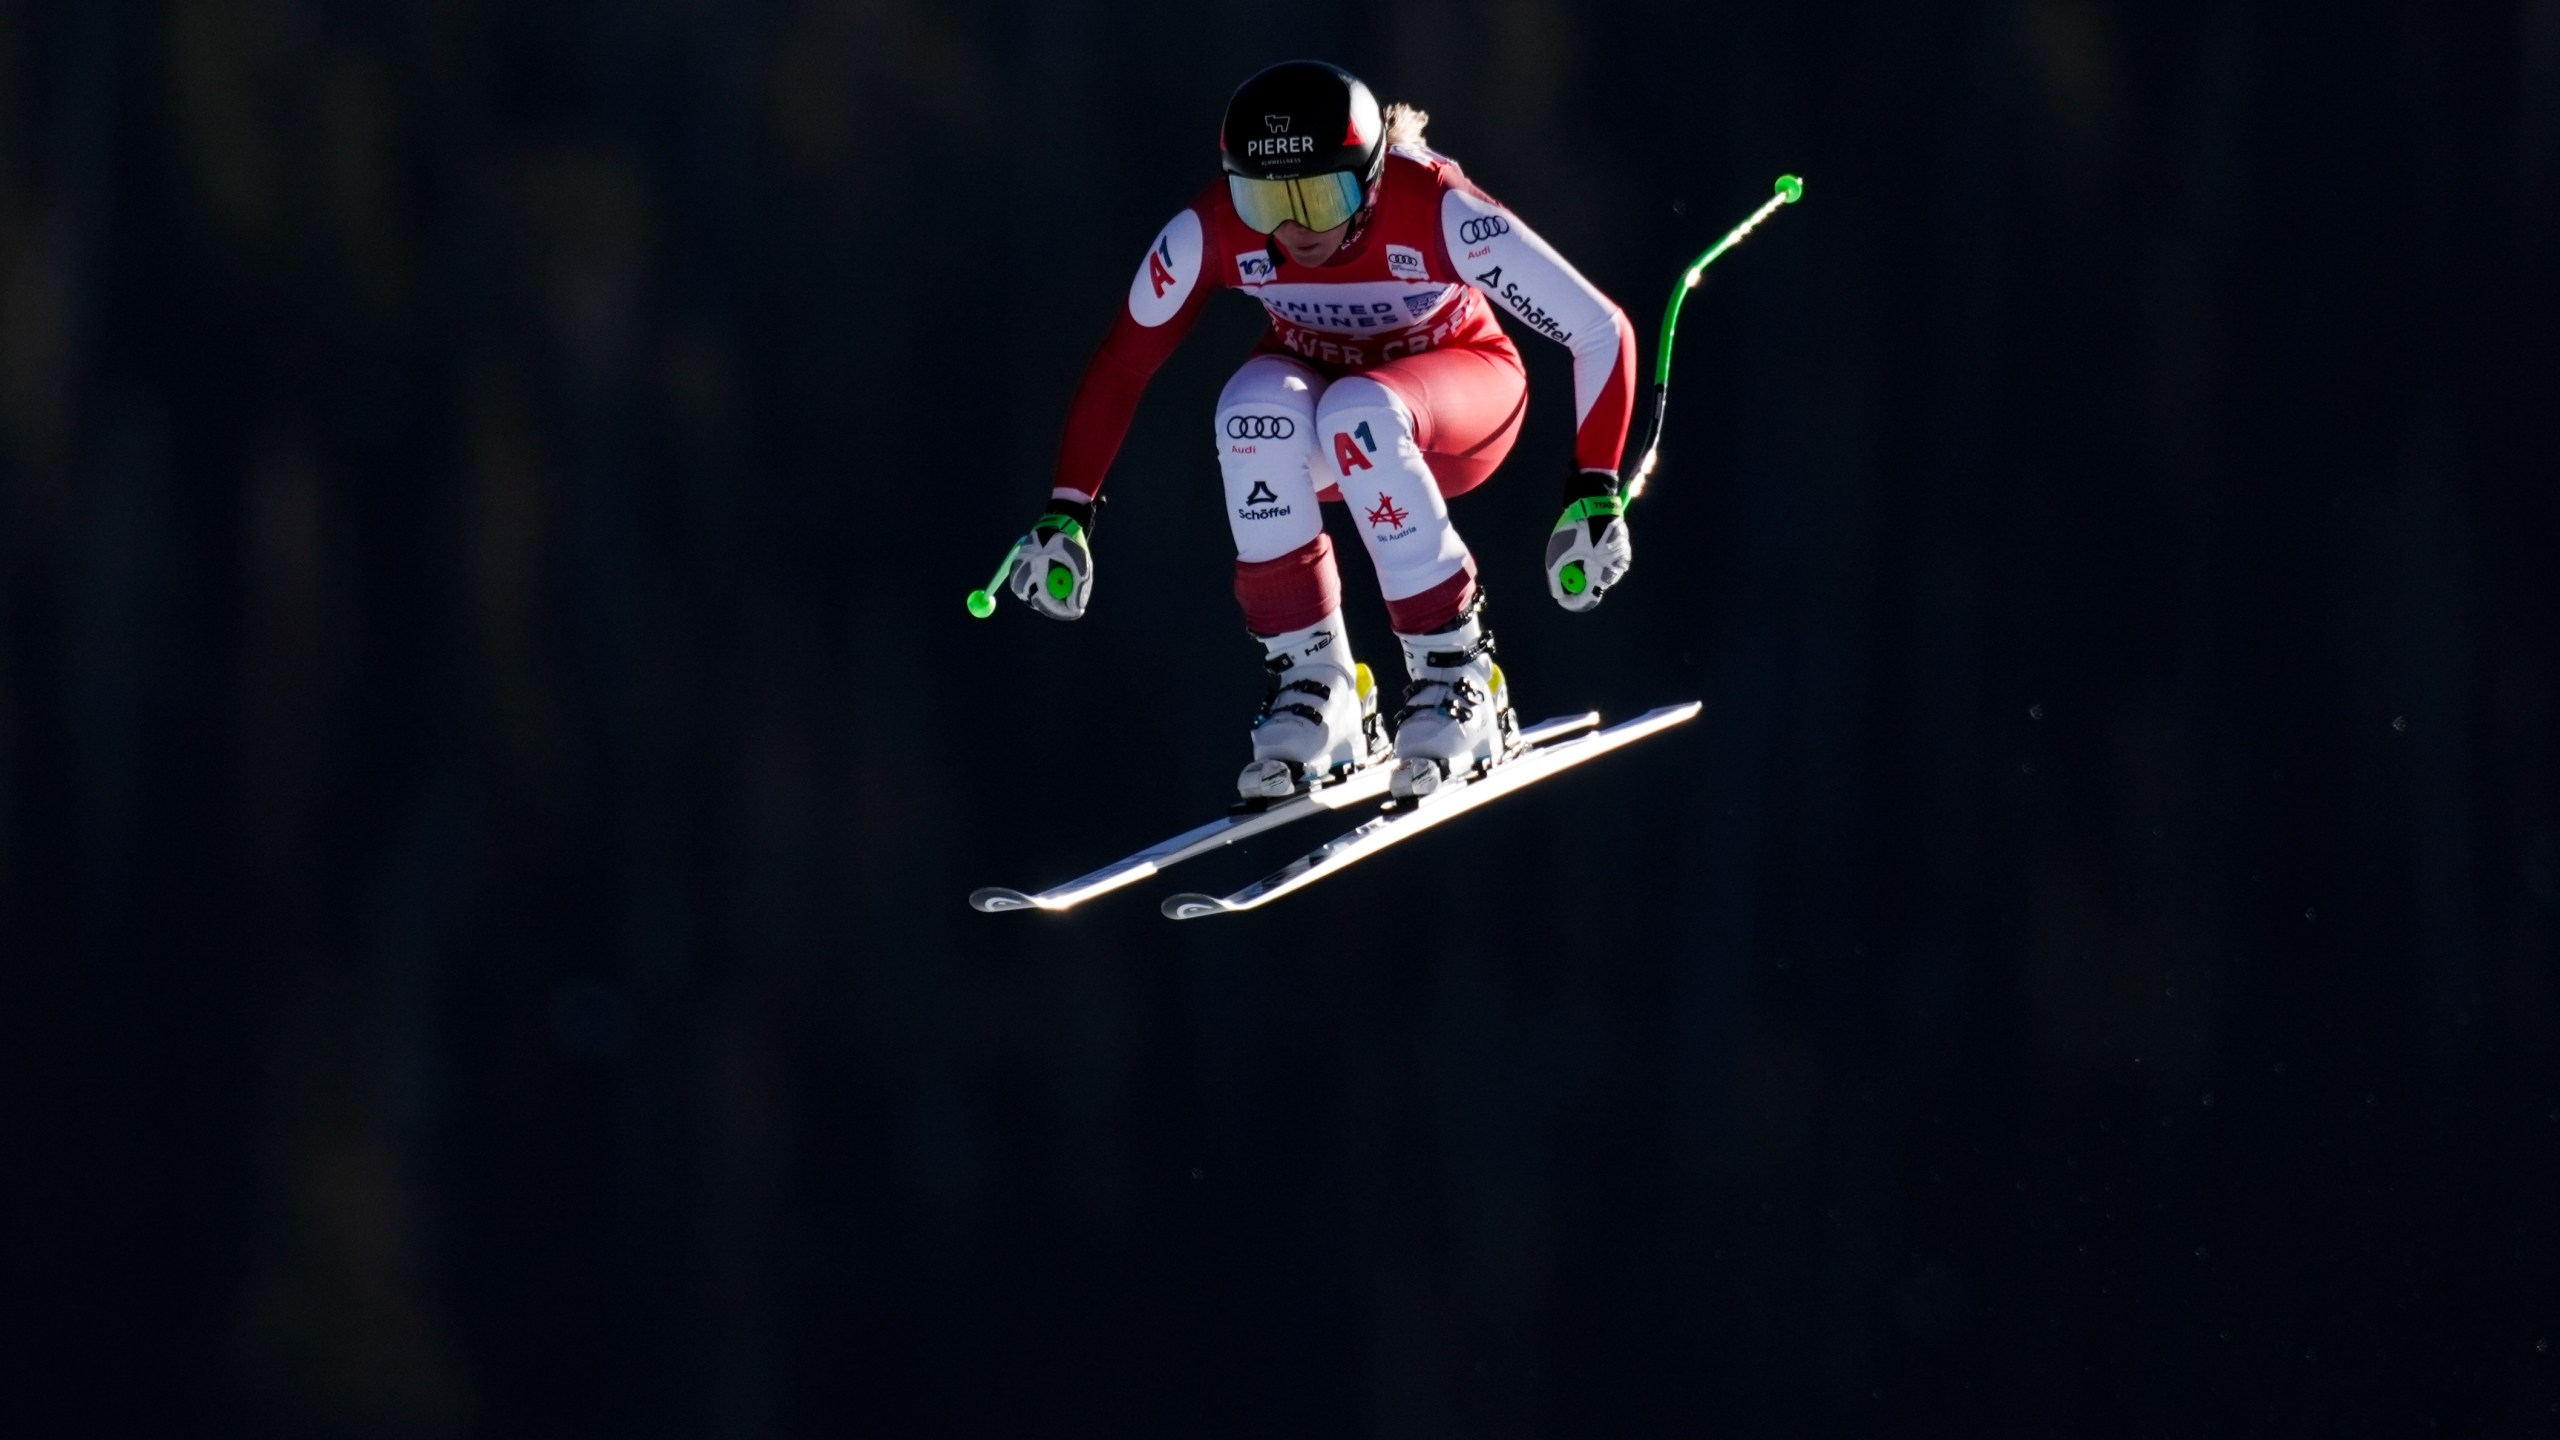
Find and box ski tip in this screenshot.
[970,887,1043,914]
[1160,893,1228,921]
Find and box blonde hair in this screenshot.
[1382,102,1430,148]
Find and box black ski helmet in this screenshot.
[1219,60,1386,187]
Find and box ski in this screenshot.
[1160,701,1701,919]
[969,712,1603,914]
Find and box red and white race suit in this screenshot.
[1053,145,1636,635]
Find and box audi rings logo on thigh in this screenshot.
[1226,414,1297,440]
[1457,215,1511,245]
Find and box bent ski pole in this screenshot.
[1624,173,1803,502]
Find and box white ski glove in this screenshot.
[1007,496,1098,621]
[1544,470,1633,612]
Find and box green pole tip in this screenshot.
[966,590,996,618]
[1560,561,1587,596]
[1776,174,1804,203]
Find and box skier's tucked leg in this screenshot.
[1313,373,1517,797]
[1219,357,1380,799]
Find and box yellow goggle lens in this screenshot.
[1227,171,1368,236]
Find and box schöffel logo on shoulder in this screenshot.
[1385,244,1428,280]
[1235,251,1275,285]
[1457,215,1511,245]
[1227,414,1296,440]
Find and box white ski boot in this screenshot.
[1388,591,1520,799]
[1238,618,1384,803]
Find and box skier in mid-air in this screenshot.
[1008,60,1638,802]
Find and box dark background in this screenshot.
[5,0,2556,1434]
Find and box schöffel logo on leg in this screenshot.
[1236,476,1292,523]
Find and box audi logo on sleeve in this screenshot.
[1226,415,1297,440]
[1457,215,1511,245]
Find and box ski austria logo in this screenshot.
[1127,210,1203,327]
[1457,215,1510,245]
[1386,245,1428,280]
[1226,415,1295,440]
[1235,251,1274,285]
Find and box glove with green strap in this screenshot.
[1008,495,1100,621]
[1543,469,1633,612]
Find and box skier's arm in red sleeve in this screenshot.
[1051,202,1229,501]
[1434,174,1637,475]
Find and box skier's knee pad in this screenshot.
[1315,376,1471,602]
[1217,360,1323,562]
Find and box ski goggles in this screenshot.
[1227,170,1369,236]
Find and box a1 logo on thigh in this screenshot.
[1332,421,1379,476]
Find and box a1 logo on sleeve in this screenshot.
[1385,244,1428,280]
[1127,210,1205,327]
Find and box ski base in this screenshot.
[1160,701,1700,919]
